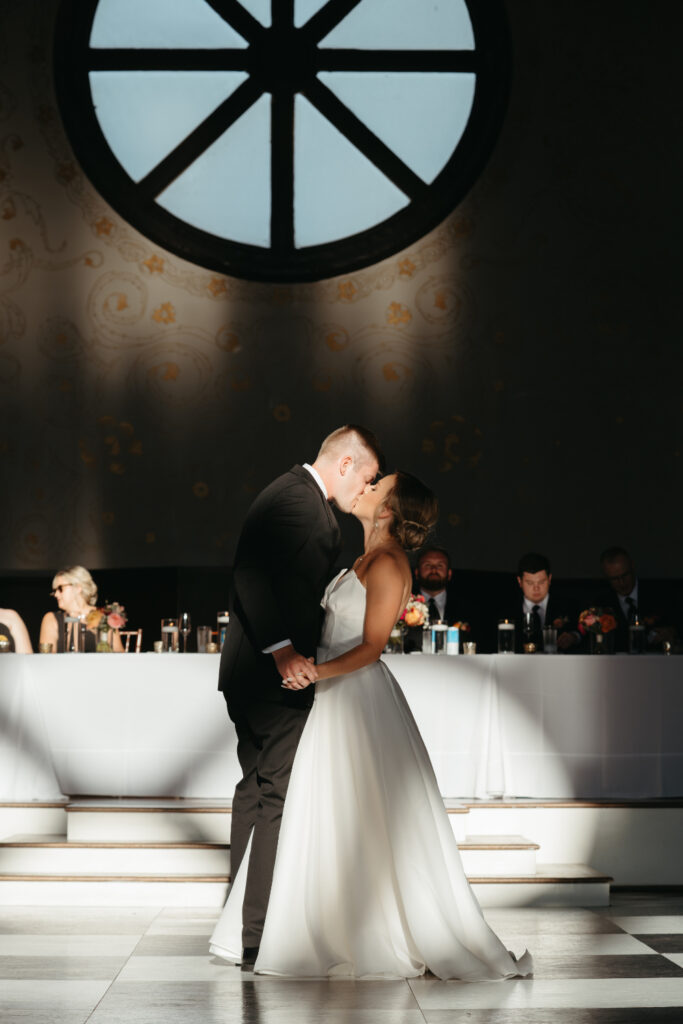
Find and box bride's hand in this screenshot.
[279,653,318,690]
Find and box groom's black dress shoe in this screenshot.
[241,946,259,972]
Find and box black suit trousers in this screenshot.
[228,698,309,948]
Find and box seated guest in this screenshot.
[595,547,678,651]
[0,607,33,653]
[40,566,124,653]
[415,546,472,624]
[512,552,580,652]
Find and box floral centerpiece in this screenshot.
[86,601,127,652]
[400,595,428,628]
[451,620,471,633]
[578,607,617,654]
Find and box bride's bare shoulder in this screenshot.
[359,546,411,589]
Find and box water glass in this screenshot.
[498,620,515,654]
[422,627,434,654]
[542,626,558,653]
[64,615,85,652]
[432,623,448,655]
[197,625,212,653]
[161,618,179,652]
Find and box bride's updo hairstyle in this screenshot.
[384,471,438,551]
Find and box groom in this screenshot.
[219,425,383,967]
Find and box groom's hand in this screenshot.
[273,645,318,689]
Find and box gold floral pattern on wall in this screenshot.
[0,0,680,576]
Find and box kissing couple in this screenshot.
[210,425,532,981]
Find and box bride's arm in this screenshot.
[313,553,409,682]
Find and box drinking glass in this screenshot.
[161,618,179,652]
[432,623,448,655]
[497,620,515,654]
[179,612,191,653]
[196,625,211,653]
[64,615,84,652]
[542,626,558,653]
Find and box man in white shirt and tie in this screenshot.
[515,552,580,652]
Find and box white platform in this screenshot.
[2,652,682,801]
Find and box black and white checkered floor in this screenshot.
[1,890,682,1023]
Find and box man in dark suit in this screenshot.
[409,547,480,652]
[218,425,382,967]
[511,552,580,652]
[594,546,679,652]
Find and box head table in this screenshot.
[1,653,681,801]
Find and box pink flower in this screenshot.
[107,612,125,629]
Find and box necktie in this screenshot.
[531,604,542,635]
[625,596,638,624]
[427,598,440,623]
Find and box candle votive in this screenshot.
[497,620,515,654]
[463,641,477,655]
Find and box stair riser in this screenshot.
[0,878,609,908]
[0,880,229,906]
[67,813,231,844]
[0,808,67,840]
[472,880,610,908]
[459,849,536,875]
[0,848,230,874]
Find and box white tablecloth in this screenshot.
[1,653,681,800]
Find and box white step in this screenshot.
[0,836,229,874]
[0,802,67,840]
[0,877,229,907]
[471,864,611,907]
[0,865,609,909]
[66,799,231,843]
[458,836,538,876]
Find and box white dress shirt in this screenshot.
[420,589,447,620]
[522,593,549,627]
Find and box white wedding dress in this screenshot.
[210,570,532,980]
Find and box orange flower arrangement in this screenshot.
[578,608,617,635]
[400,595,428,628]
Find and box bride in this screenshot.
[210,471,532,981]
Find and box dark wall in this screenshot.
[0,0,682,580]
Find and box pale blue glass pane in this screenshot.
[321,0,475,50]
[294,95,408,248]
[90,0,248,49]
[318,72,475,184]
[158,93,271,247]
[239,0,271,26]
[90,71,248,183]
[294,0,330,28]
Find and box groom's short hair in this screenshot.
[317,425,384,473]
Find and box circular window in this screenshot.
[54,0,510,283]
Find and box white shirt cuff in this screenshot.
[263,639,292,654]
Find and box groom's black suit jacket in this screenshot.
[218,465,341,711]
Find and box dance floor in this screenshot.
[0,890,682,1022]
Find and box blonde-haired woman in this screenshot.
[40,566,123,653]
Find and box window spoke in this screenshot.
[89,48,250,72]
[202,0,264,43]
[271,89,295,252]
[303,79,427,201]
[137,77,263,199]
[315,49,479,74]
[301,0,364,45]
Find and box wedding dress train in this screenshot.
[210,570,532,980]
